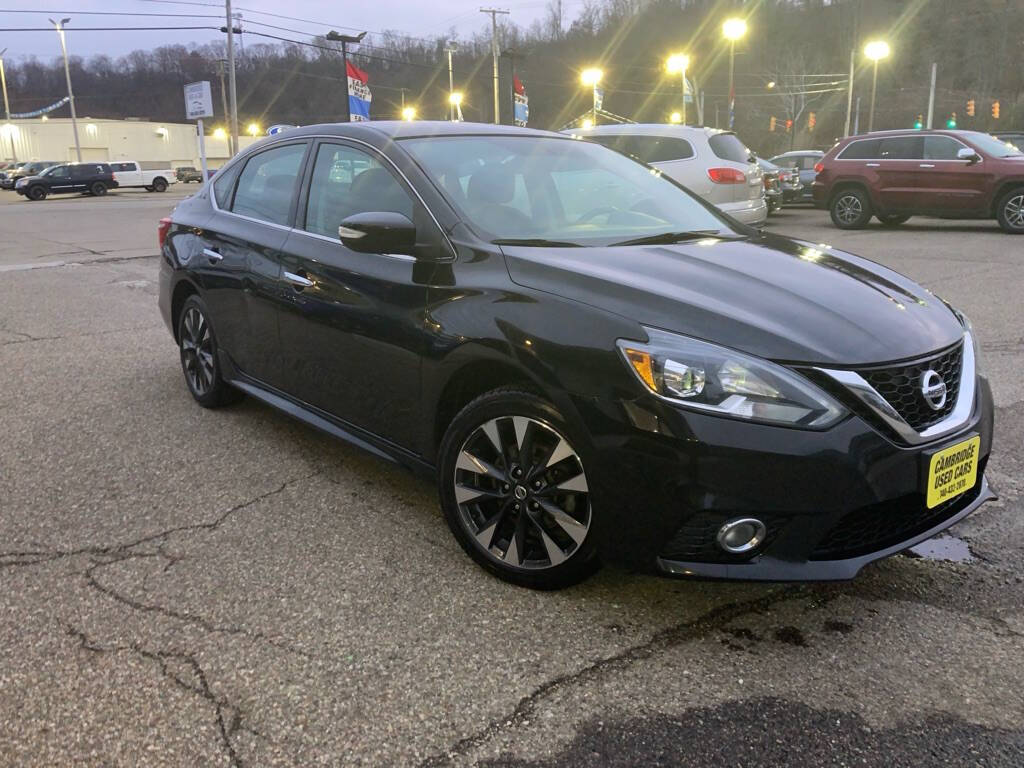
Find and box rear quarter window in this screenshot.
[708,133,752,163]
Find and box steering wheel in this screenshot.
[574,205,619,224]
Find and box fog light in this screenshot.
[717,518,766,554]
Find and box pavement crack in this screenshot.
[64,623,244,766]
[417,585,805,767]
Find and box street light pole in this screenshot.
[863,40,890,134]
[722,18,746,130]
[666,54,689,126]
[868,59,879,133]
[326,30,367,123]
[0,49,16,161]
[49,18,81,163]
[580,68,602,126]
[480,8,510,124]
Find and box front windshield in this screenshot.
[400,135,732,246]
[968,132,1024,158]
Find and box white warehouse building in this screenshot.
[1,117,258,169]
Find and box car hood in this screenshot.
[502,233,964,365]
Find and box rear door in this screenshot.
[276,139,433,446]
[197,140,310,388]
[874,135,924,211]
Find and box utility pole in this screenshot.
[224,0,238,155]
[49,18,81,163]
[844,48,854,137]
[326,30,367,122]
[926,62,937,129]
[480,8,510,124]
[0,49,15,161]
[445,43,457,121]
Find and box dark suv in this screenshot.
[15,162,118,200]
[812,130,1024,232]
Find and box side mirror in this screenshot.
[338,211,417,256]
[957,147,981,164]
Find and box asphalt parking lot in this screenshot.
[1,189,1022,766]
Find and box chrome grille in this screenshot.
[857,342,963,431]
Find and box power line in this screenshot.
[0,26,221,31]
[0,8,222,17]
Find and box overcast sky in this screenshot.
[0,0,574,61]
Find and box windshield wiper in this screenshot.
[492,238,582,248]
[610,230,728,247]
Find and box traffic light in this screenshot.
[992,100,1000,119]
[946,112,957,129]
[785,119,793,132]
[769,116,777,132]
[808,111,816,130]
[913,114,923,129]
[966,99,975,117]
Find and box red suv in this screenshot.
[812,130,1024,233]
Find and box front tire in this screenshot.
[438,388,600,590]
[996,187,1024,234]
[177,295,241,408]
[27,186,46,201]
[830,187,872,229]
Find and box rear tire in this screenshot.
[90,182,108,196]
[996,187,1024,234]
[176,295,242,408]
[438,388,601,590]
[152,177,168,193]
[830,187,872,229]
[877,213,911,226]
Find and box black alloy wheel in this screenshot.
[877,213,911,226]
[830,188,872,229]
[152,177,168,193]
[90,182,108,196]
[177,295,240,408]
[439,389,599,589]
[996,187,1024,234]
[27,186,46,201]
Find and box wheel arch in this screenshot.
[828,180,872,207]
[990,179,1024,217]
[170,278,200,343]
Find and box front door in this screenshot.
[45,165,75,193]
[197,140,310,389]
[277,140,434,448]
[918,135,994,214]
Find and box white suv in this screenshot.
[566,124,767,226]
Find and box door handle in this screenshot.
[203,248,223,262]
[866,163,881,167]
[919,163,936,168]
[283,270,314,289]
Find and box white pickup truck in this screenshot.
[109,161,176,192]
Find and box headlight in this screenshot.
[617,327,847,429]
[950,306,982,373]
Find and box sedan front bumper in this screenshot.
[570,374,995,580]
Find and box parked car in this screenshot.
[110,161,175,192]
[756,156,801,212]
[992,131,1024,151]
[15,162,118,200]
[176,166,205,183]
[158,121,992,589]
[568,124,767,226]
[757,158,783,213]
[1,160,58,189]
[812,129,1024,232]
[769,150,822,204]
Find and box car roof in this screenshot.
[772,150,823,156]
[271,120,562,143]
[564,123,730,138]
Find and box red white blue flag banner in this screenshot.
[347,60,372,121]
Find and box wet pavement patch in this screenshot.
[907,534,976,563]
[481,697,1024,767]
[823,619,854,634]
[773,626,808,646]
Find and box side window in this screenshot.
[50,165,70,178]
[838,139,881,160]
[303,143,414,238]
[231,143,308,226]
[650,138,695,162]
[213,162,242,209]
[879,136,922,160]
[924,136,964,160]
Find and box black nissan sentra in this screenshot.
[158,122,994,589]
